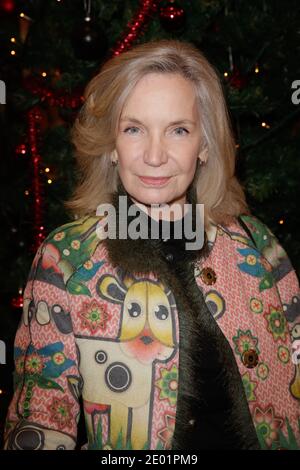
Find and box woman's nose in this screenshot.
[143,135,168,167]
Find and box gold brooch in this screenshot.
[241,349,259,369]
[200,267,217,285]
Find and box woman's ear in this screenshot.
[111,149,118,165]
[198,147,208,164]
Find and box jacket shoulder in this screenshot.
[237,214,278,253]
[45,215,101,242]
[220,214,278,250]
[221,215,292,278]
[40,215,103,287]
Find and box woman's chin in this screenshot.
[128,186,177,206]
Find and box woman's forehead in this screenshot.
[121,73,199,122]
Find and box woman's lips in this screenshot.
[139,176,171,186]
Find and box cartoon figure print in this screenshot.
[76,270,178,450]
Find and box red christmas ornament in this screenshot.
[228,66,248,90]
[0,0,16,15]
[159,1,186,32]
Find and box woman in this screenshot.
[4,39,300,450]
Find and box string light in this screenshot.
[261,122,270,129]
[10,37,16,43]
[47,179,52,184]
[255,66,259,73]
[19,12,31,20]
[0,390,3,395]
[111,1,158,56]
[279,219,284,225]
[10,50,16,56]
[11,288,24,309]
[41,72,47,77]
[24,190,30,196]
[16,144,27,156]
[28,108,46,249]
[45,167,50,173]
[224,72,228,77]
[20,12,32,21]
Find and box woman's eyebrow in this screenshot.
[120,116,196,126]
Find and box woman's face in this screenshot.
[115,73,204,208]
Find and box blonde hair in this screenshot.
[65,39,249,228]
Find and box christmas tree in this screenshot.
[0,0,300,447]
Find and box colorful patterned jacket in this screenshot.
[4,210,300,450]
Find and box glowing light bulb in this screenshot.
[261,122,270,129]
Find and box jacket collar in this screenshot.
[104,180,210,275]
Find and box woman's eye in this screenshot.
[174,127,189,135]
[123,126,189,136]
[124,127,140,135]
